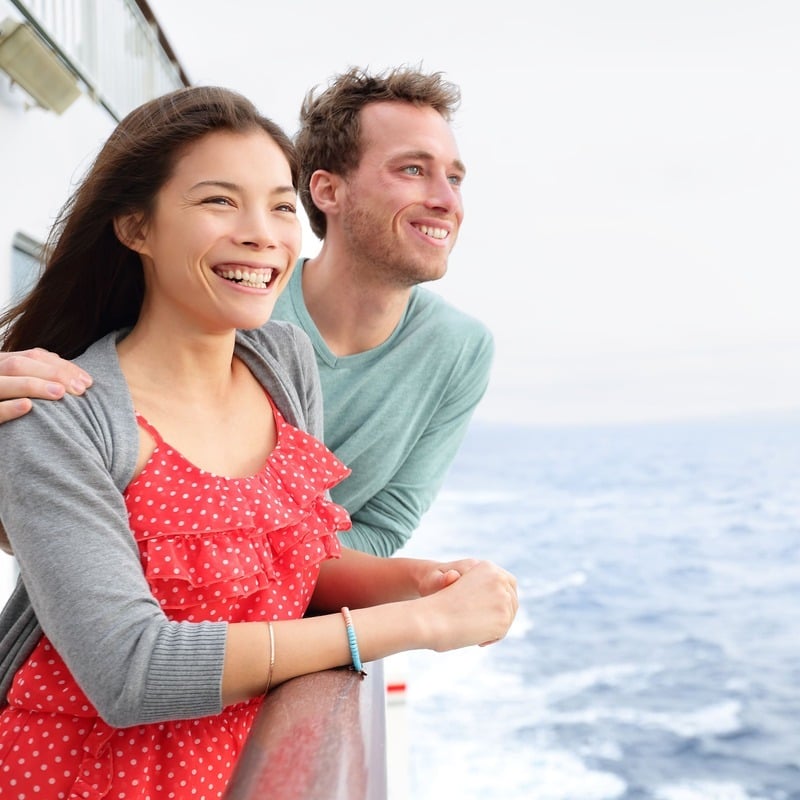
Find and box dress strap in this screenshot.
[134,412,167,447]
[265,390,285,426]
[134,390,282,449]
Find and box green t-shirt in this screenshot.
[272,260,494,556]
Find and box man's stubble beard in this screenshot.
[341,203,449,290]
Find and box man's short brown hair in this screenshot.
[295,65,461,239]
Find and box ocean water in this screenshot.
[400,413,800,800]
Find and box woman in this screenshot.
[0,87,517,797]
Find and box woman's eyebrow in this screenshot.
[189,179,296,195]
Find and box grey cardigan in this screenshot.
[0,322,323,726]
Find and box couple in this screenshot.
[0,68,517,797]
[1,67,494,559]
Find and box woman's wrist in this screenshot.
[350,597,434,661]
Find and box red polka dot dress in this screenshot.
[0,399,351,799]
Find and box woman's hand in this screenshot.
[290,557,519,687]
[419,560,519,651]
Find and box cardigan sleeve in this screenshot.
[0,348,228,727]
[236,321,325,440]
[0,324,331,726]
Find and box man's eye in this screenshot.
[403,165,422,176]
[448,175,463,187]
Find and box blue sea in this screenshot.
[400,413,800,800]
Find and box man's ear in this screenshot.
[113,213,148,254]
[308,170,342,215]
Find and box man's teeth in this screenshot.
[218,268,274,288]
[417,225,448,240]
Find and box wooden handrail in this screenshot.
[223,663,387,800]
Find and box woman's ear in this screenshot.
[113,213,147,253]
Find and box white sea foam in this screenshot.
[709,559,800,591]
[580,738,624,761]
[406,418,800,798]
[436,488,520,507]
[570,491,633,510]
[408,646,523,707]
[530,662,659,708]
[411,736,627,800]
[507,602,534,637]
[411,661,663,734]
[527,570,588,599]
[547,700,743,739]
[655,780,769,800]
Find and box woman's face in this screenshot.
[129,128,301,334]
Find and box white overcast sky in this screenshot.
[148,0,800,427]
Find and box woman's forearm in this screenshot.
[222,558,518,706]
[221,601,423,705]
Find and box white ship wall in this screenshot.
[0,91,113,301]
[0,0,117,601]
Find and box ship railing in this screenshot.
[7,0,188,120]
[223,663,388,800]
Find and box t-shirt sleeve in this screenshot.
[338,329,494,556]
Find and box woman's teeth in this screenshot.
[218,268,274,288]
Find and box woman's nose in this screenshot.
[238,211,277,249]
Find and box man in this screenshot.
[0,67,493,557]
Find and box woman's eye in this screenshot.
[203,196,233,206]
[276,203,297,214]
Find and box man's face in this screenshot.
[338,101,465,288]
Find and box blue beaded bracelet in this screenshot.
[341,606,367,679]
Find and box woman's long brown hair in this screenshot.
[1,86,297,359]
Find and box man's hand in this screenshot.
[0,349,92,423]
[417,558,480,596]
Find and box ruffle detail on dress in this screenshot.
[133,433,351,612]
[68,719,116,799]
[140,514,346,612]
[264,424,352,505]
[129,427,351,541]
